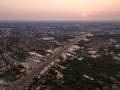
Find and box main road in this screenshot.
[4,35,85,90]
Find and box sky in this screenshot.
[0,0,120,21]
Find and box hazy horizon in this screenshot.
[0,0,120,21]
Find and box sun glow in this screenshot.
[0,0,120,21]
[82,13,86,17]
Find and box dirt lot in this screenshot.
[86,38,111,49]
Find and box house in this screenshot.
[46,49,54,54]
[57,71,63,79]
[57,64,67,69]
[68,45,80,52]
[91,54,101,59]
[88,50,97,55]
[29,52,43,58]
[0,80,4,85]
[78,57,84,61]
[83,75,94,81]
[43,37,54,40]
[114,55,120,61]
[20,62,31,70]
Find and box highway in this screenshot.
[4,35,85,90]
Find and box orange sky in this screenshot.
[0,0,120,21]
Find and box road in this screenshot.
[4,35,85,90]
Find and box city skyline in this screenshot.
[0,0,120,21]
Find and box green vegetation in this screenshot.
[107,46,120,54]
[76,41,88,47]
[95,34,120,40]
[37,50,46,55]
[49,69,57,76]
[0,68,20,82]
[14,53,26,61]
[47,56,120,90]
[54,36,73,42]
[8,36,20,46]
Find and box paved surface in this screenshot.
[4,36,85,90]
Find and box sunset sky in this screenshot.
[0,0,120,21]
